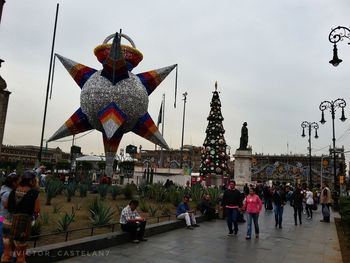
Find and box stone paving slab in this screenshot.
[61,205,342,263]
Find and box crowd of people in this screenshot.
[118,179,334,244]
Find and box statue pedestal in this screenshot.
[234,149,252,191]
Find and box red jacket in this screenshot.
[242,194,262,214]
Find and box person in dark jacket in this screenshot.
[198,194,216,220]
[291,186,304,225]
[221,180,243,236]
[272,186,286,228]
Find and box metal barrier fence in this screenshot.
[29,214,172,248]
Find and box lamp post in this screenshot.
[319,98,347,210]
[301,121,319,188]
[180,92,188,168]
[328,26,350,66]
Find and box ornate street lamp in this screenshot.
[328,26,350,66]
[301,121,319,188]
[319,98,346,210]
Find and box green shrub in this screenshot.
[339,196,350,224]
[57,207,76,232]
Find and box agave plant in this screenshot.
[79,184,89,197]
[65,183,77,202]
[148,204,158,217]
[109,185,120,200]
[89,198,115,226]
[168,187,185,207]
[206,186,223,205]
[138,199,149,213]
[190,184,205,203]
[123,184,134,199]
[97,184,109,200]
[45,180,64,205]
[52,204,63,214]
[57,207,76,232]
[39,212,50,225]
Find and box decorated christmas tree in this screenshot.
[200,82,229,179]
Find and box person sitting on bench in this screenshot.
[198,194,216,220]
[120,200,147,243]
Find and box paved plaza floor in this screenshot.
[62,205,342,263]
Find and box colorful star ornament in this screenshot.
[48,31,177,176]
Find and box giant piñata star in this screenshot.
[48,32,176,176]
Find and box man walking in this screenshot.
[272,186,286,228]
[221,180,243,236]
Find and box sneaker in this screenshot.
[279,225,282,229]
[132,239,140,244]
[192,224,200,227]
[227,232,233,237]
[234,230,238,235]
[307,217,311,220]
[245,236,251,240]
[186,226,194,230]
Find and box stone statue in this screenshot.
[239,122,248,150]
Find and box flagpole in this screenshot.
[37,3,59,166]
[160,94,165,167]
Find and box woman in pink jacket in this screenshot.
[242,187,262,239]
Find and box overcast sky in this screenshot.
[1,0,350,159]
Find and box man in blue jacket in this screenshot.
[176,195,199,229]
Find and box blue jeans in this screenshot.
[246,213,259,237]
[274,205,284,226]
[226,208,239,233]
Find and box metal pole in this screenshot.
[331,104,339,208]
[308,125,312,188]
[180,92,187,168]
[38,3,59,164]
[160,94,165,167]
